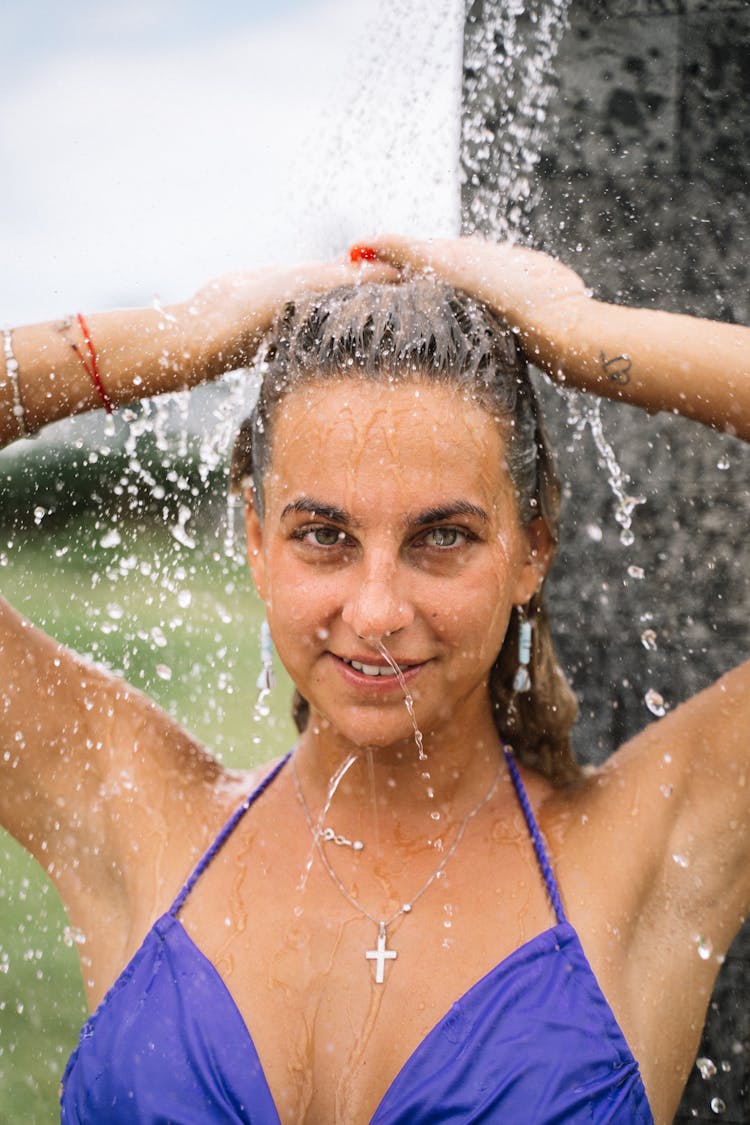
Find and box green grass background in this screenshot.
[0,516,298,1123]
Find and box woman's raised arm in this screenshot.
[367,234,750,1005]
[368,235,750,441]
[0,255,398,971]
[0,258,397,447]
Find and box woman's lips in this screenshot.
[330,653,426,688]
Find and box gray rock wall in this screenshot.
[461,1,749,1121]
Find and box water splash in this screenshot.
[317,753,362,836]
[644,688,668,718]
[564,392,645,546]
[462,0,572,239]
[461,1,646,556]
[297,752,361,892]
[374,639,426,761]
[640,629,658,652]
[697,1057,717,1080]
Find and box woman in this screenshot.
[1,236,748,1124]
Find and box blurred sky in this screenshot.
[1,0,463,324]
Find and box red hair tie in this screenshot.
[75,313,113,414]
[349,244,378,263]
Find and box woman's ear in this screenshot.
[244,493,267,600]
[513,517,555,605]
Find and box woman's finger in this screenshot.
[350,234,438,273]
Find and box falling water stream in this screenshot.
[297,751,361,891]
[374,640,426,762]
[463,0,672,721]
[303,634,433,895]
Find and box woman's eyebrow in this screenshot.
[280,498,489,528]
[280,497,357,526]
[410,502,490,527]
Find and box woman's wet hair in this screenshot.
[231,280,580,786]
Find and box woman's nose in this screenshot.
[341,566,415,640]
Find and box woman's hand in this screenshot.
[359,234,589,338]
[361,233,750,438]
[0,255,398,446]
[187,256,399,378]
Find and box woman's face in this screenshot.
[245,379,550,751]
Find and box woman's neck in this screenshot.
[293,705,505,848]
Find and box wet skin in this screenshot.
[225,378,749,1123]
[3,378,748,1124]
[244,378,549,787]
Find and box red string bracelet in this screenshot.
[349,244,379,263]
[75,313,113,414]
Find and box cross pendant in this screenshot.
[365,922,397,984]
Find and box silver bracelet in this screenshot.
[3,327,29,438]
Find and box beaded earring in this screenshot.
[513,606,532,693]
[253,620,275,720]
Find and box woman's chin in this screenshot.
[304,707,425,755]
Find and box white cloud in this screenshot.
[1,0,463,323]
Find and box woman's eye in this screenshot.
[305,526,345,547]
[424,527,464,548]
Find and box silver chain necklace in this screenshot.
[318,825,365,852]
[292,754,503,984]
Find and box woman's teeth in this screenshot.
[347,659,408,677]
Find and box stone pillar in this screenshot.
[461,2,750,1121]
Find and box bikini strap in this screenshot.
[502,746,567,926]
[168,751,292,917]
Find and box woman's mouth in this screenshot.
[333,655,425,682]
[343,658,409,678]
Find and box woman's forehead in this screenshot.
[272,378,503,443]
[264,380,515,513]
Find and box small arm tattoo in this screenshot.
[599,351,632,386]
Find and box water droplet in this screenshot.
[640,629,657,651]
[155,664,172,681]
[150,625,168,648]
[716,456,730,471]
[586,523,602,542]
[696,1057,717,1080]
[619,528,635,547]
[697,935,713,960]
[100,528,122,549]
[710,1097,726,1114]
[644,689,667,717]
[672,852,689,868]
[170,505,196,549]
[627,564,644,579]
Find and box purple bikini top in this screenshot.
[61,750,653,1123]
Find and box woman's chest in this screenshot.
[179,826,560,1123]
